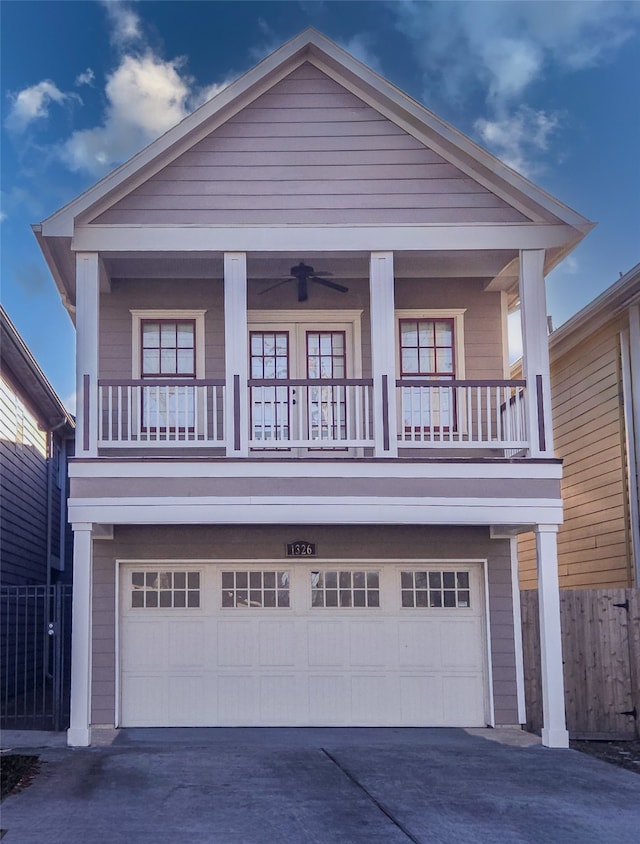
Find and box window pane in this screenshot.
[367,572,379,589]
[250,590,262,606]
[161,323,176,345]
[131,591,144,608]
[132,572,144,587]
[353,590,366,607]
[416,591,428,608]
[177,350,193,374]
[174,591,186,608]
[187,591,200,608]
[236,572,248,589]
[443,572,456,589]
[326,571,337,589]
[188,573,200,589]
[177,324,194,347]
[339,590,352,607]
[143,323,159,345]
[263,591,275,608]
[457,572,469,589]
[264,571,275,589]
[174,572,186,589]
[401,322,418,346]
[401,591,414,608]
[339,571,351,588]
[278,590,290,608]
[435,321,452,345]
[326,590,338,607]
[143,350,160,374]
[368,591,380,608]
[250,571,262,588]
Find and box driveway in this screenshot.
[1,728,639,843]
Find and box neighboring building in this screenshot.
[0,306,75,586]
[34,31,594,748]
[517,264,640,590]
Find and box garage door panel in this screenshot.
[168,675,209,724]
[398,621,442,667]
[399,675,443,723]
[217,675,257,722]
[121,621,168,670]
[121,675,165,725]
[307,621,347,667]
[351,675,394,722]
[308,675,348,721]
[259,675,299,722]
[349,622,391,667]
[442,675,486,723]
[258,621,296,666]
[168,621,207,669]
[216,621,256,667]
[440,618,484,669]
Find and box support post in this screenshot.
[67,522,93,747]
[224,252,248,456]
[519,249,553,457]
[535,524,569,747]
[76,253,100,456]
[509,537,527,725]
[369,251,397,456]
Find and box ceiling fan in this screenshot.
[259,261,349,302]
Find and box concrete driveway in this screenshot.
[1,727,639,843]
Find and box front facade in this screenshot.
[518,264,640,589]
[35,31,593,747]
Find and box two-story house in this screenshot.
[34,31,593,748]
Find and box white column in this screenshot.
[224,252,248,456]
[67,523,93,747]
[75,253,100,457]
[510,537,527,725]
[519,249,553,457]
[369,251,397,457]
[535,525,569,748]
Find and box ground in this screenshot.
[1,755,40,799]
[570,739,640,774]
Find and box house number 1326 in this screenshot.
[286,542,316,557]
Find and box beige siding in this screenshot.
[90,524,518,726]
[92,64,528,227]
[98,277,505,384]
[518,322,632,589]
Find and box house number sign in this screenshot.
[286,541,316,557]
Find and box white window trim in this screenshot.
[395,309,466,379]
[130,309,207,379]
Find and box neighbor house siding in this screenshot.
[0,373,49,585]
[91,64,528,227]
[518,322,631,589]
[90,524,518,727]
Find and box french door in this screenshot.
[248,319,356,453]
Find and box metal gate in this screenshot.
[0,584,72,731]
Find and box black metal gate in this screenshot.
[1,583,72,731]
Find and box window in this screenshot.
[250,332,290,442]
[221,570,290,608]
[397,312,464,432]
[131,570,201,609]
[307,331,347,441]
[400,570,470,608]
[141,320,196,378]
[131,310,206,433]
[311,570,380,608]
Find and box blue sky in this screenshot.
[2,0,639,412]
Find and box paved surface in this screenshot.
[2,727,639,843]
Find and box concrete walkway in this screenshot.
[2,728,639,843]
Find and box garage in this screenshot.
[119,561,489,727]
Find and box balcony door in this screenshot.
[247,312,361,454]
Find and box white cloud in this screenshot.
[474,107,561,177]
[75,68,95,87]
[61,53,192,175]
[5,80,79,133]
[337,33,383,74]
[101,0,143,49]
[0,210,7,223]
[391,0,638,174]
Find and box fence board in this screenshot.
[521,588,639,739]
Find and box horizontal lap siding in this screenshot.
[91,64,526,226]
[518,322,631,589]
[91,524,517,726]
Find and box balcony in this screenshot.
[95,377,531,456]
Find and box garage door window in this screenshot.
[311,570,380,608]
[130,570,201,608]
[400,570,470,608]
[221,571,290,608]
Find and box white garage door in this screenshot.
[119,562,488,727]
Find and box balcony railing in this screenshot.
[95,377,530,454]
[97,380,225,446]
[396,379,528,450]
[247,378,374,449]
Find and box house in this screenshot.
[517,264,640,590]
[33,30,594,748]
[0,305,75,586]
[1,306,75,729]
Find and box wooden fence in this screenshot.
[521,588,640,739]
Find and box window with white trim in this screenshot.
[131,570,201,608]
[311,570,380,608]
[400,570,470,608]
[221,570,290,608]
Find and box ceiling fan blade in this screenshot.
[258,278,293,295]
[312,277,349,293]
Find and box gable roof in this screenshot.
[37,29,593,238]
